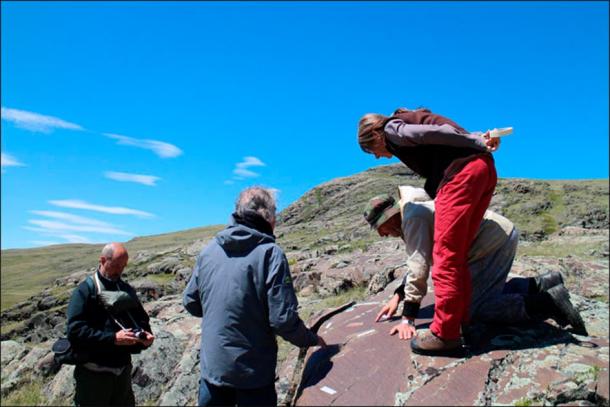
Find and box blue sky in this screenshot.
[1,1,608,249]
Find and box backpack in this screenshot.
[52,276,96,366]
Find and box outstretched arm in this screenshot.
[267,249,319,348]
[384,119,488,151]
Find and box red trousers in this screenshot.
[430,155,497,340]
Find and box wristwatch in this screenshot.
[401,318,416,327]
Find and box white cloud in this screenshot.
[104,171,160,186]
[1,152,25,168]
[30,210,116,227]
[237,156,265,168]
[226,156,266,184]
[24,227,97,244]
[25,210,131,242]
[233,167,260,178]
[58,234,94,243]
[27,219,133,236]
[30,240,64,247]
[1,107,83,133]
[104,133,182,158]
[49,199,155,218]
[30,235,93,245]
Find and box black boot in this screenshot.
[524,284,588,336]
[528,271,564,295]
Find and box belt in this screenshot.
[82,362,127,376]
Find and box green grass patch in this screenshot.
[514,397,534,406]
[540,214,558,235]
[145,273,176,285]
[276,286,368,366]
[498,179,608,239]
[1,244,102,311]
[1,225,221,311]
[315,189,324,207]
[516,238,607,259]
[590,294,609,304]
[300,286,368,322]
[1,377,44,406]
[337,239,374,254]
[276,336,293,366]
[574,365,601,385]
[1,320,27,337]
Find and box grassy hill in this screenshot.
[1,225,222,310]
[1,164,608,311]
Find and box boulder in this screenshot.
[1,301,36,323]
[131,325,185,403]
[175,267,193,284]
[1,345,52,396]
[131,279,162,301]
[146,256,183,275]
[157,335,201,406]
[293,272,321,293]
[1,340,27,367]
[367,264,408,295]
[37,295,59,311]
[43,364,75,405]
[581,208,609,229]
[186,240,208,256]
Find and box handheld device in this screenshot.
[489,127,513,138]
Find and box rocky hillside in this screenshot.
[1,164,608,406]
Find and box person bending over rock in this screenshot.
[358,107,500,356]
[364,187,588,356]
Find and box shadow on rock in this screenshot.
[465,321,596,356]
[295,344,342,400]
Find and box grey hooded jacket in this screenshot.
[183,217,317,388]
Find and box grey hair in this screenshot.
[101,244,114,260]
[235,186,277,224]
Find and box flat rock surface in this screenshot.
[289,279,609,406]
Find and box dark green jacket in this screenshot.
[66,270,152,368]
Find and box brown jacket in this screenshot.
[384,109,490,198]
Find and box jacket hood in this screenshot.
[215,216,275,255]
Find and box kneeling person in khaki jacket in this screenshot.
[365,187,587,356]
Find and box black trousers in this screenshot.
[73,364,135,406]
[198,379,277,406]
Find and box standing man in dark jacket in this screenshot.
[66,242,154,406]
[183,186,326,406]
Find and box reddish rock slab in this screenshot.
[296,281,433,406]
[406,358,491,406]
[290,272,609,406]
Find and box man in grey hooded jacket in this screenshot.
[183,186,325,406]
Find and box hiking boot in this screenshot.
[530,271,564,294]
[525,284,588,336]
[410,329,464,357]
[546,285,588,336]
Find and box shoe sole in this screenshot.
[547,285,588,336]
[410,343,466,358]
